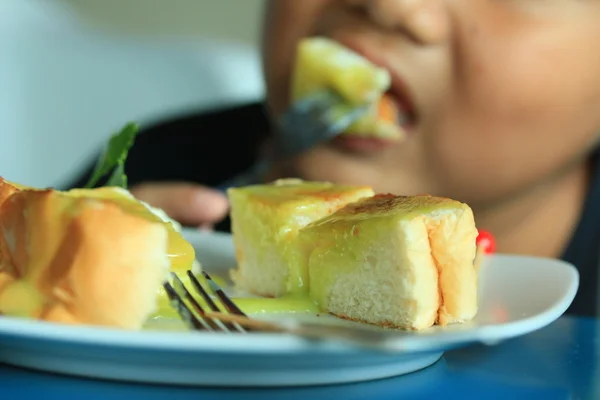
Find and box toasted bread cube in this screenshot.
[292,37,390,105]
[302,194,479,330]
[0,188,170,329]
[291,37,404,140]
[228,179,374,297]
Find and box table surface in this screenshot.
[0,315,598,400]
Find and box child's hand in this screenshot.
[129,182,229,230]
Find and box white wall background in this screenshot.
[57,0,265,45]
[1,0,266,188]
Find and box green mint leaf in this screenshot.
[85,122,139,189]
[105,162,127,188]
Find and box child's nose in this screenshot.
[352,0,449,45]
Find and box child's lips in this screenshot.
[329,91,415,155]
[316,36,418,154]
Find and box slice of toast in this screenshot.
[301,194,479,330]
[0,188,169,329]
[228,178,374,297]
[0,177,198,329]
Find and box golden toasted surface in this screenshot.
[0,179,195,273]
[228,179,375,296]
[0,188,170,329]
[231,178,374,209]
[56,186,195,272]
[0,177,199,329]
[0,178,21,210]
[308,193,466,227]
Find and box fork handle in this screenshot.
[207,311,399,352]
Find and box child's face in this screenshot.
[262,0,600,206]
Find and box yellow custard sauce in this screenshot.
[0,180,196,274]
[232,295,319,315]
[146,273,319,331]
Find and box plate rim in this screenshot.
[0,236,580,355]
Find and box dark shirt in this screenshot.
[66,102,600,317]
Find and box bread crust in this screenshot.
[304,194,478,330]
[0,183,170,329]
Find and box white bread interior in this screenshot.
[301,194,479,330]
[228,178,374,297]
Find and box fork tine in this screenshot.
[171,273,224,331]
[162,281,208,331]
[165,272,417,350]
[183,272,246,333]
[185,271,222,313]
[290,89,339,111]
[200,271,248,317]
[164,271,272,334]
[275,89,370,158]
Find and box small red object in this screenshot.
[476,230,496,254]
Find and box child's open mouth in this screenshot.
[290,36,418,155]
[315,36,419,154]
[387,80,418,130]
[332,84,418,154]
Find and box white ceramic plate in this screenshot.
[0,229,579,387]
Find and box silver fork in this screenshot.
[163,270,421,352]
[215,90,369,192]
[163,271,251,333]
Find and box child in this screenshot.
[70,0,600,317]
